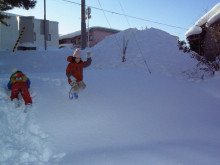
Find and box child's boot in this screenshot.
[13,98,20,108]
[24,103,32,113]
[74,92,78,99]
[69,91,74,100]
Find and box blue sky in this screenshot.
[8,0,219,40]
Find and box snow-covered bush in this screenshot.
[184,53,220,79]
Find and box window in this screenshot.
[47,34,51,41]
[60,40,66,44]
[33,32,36,41]
[89,35,93,41]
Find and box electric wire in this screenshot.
[97,0,122,51]
[118,0,151,74]
[60,0,188,30]
[61,0,152,73]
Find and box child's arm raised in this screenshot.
[83,51,92,68]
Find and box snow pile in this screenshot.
[0,49,73,74]
[1,28,196,79]
[18,42,37,48]
[0,51,70,165]
[89,28,196,77]
[0,86,55,165]
[185,3,220,37]
[0,27,220,165]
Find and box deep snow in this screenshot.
[0,28,220,165]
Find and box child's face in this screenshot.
[75,57,81,63]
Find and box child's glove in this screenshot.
[7,83,12,89]
[86,51,91,58]
[70,75,76,81]
[26,79,31,88]
[69,76,76,86]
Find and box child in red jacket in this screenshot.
[8,67,32,112]
[66,49,92,99]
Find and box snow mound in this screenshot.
[0,28,196,79]
[89,28,196,78]
[0,27,218,165]
[0,49,74,74]
[0,84,64,165]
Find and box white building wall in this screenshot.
[34,19,45,48]
[0,15,19,50]
[19,16,34,44]
[48,21,59,48]
[0,13,59,50]
[34,19,59,48]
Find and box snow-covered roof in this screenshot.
[18,42,36,47]
[3,12,58,23]
[207,10,220,26]
[59,26,120,40]
[59,30,81,40]
[3,12,25,17]
[185,3,220,37]
[58,43,75,49]
[185,25,202,37]
[195,3,220,27]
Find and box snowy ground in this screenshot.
[0,28,220,165]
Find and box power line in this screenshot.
[60,0,188,30]
[96,0,113,32]
[96,0,122,51]
[118,0,151,74]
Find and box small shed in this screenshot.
[185,3,220,61]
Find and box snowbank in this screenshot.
[0,27,219,165]
[0,50,71,165]
[0,85,64,165]
[89,28,196,78]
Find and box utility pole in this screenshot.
[44,0,47,50]
[81,0,86,50]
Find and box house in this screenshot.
[0,13,59,51]
[185,3,220,61]
[59,26,120,48]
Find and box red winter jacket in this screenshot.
[66,56,91,83]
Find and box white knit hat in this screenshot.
[12,67,18,73]
[73,48,82,58]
